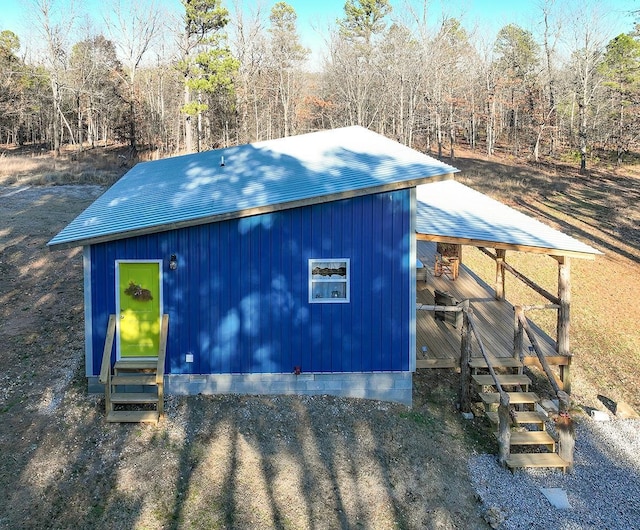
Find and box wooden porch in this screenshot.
[415,241,570,386]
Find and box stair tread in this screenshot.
[486,411,546,425]
[472,374,531,386]
[507,430,555,445]
[506,453,569,470]
[111,374,157,385]
[106,410,159,423]
[469,357,523,368]
[114,360,157,371]
[479,392,540,404]
[110,392,159,404]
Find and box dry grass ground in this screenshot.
[0,143,638,529]
[0,144,130,187]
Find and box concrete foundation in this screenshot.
[88,371,413,406]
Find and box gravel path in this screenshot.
[469,417,640,529]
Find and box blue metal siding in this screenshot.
[89,189,412,376]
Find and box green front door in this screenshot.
[116,261,162,359]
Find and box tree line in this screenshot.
[1,0,639,173]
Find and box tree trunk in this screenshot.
[449,100,455,160]
[184,83,192,153]
[578,99,587,174]
[51,80,61,157]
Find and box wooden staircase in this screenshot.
[471,356,570,472]
[99,314,169,423]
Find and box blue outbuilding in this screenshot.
[49,126,459,410]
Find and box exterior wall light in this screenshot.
[169,254,178,270]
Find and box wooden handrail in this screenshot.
[156,314,169,418]
[99,315,117,385]
[416,303,463,312]
[467,310,507,396]
[156,314,169,386]
[519,304,561,311]
[463,306,512,465]
[478,247,561,305]
[516,308,561,395]
[516,306,575,467]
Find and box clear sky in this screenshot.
[1,0,638,65]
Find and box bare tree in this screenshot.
[564,0,618,173]
[535,0,563,158]
[104,0,163,152]
[31,0,77,157]
[267,2,309,138]
[229,0,268,143]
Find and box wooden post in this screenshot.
[497,393,511,467]
[560,358,572,395]
[513,305,524,363]
[459,304,472,413]
[556,390,575,471]
[495,249,506,300]
[556,256,571,392]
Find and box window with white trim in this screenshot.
[308,259,350,303]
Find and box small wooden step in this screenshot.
[469,357,523,369]
[106,410,160,423]
[486,411,546,428]
[506,453,569,471]
[479,392,539,406]
[416,358,458,369]
[110,392,159,404]
[111,374,157,386]
[114,360,157,372]
[505,431,556,451]
[472,374,531,388]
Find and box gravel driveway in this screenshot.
[470,416,640,529]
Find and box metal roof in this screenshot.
[48,126,458,249]
[416,180,601,258]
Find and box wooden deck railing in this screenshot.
[156,314,169,417]
[98,313,169,419]
[515,307,575,468]
[99,314,117,414]
[99,315,117,384]
[459,305,513,466]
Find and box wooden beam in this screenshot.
[478,247,561,305]
[556,257,571,392]
[156,314,169,418]
[518,310,562,396]
[514,306,524,362]
[523,356,571,367]
[458,301,472,413]
[498,393,511,468]
[502,260,560,305]
[415,234,596,260]
[99,315,116,385]
[416,303,463,312]
[495,249,506,301]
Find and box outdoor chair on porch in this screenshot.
[434,242,461,280]
[434,289,462,328]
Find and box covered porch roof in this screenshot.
[415,180,601,259]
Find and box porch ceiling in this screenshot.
[416,180,601,260]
